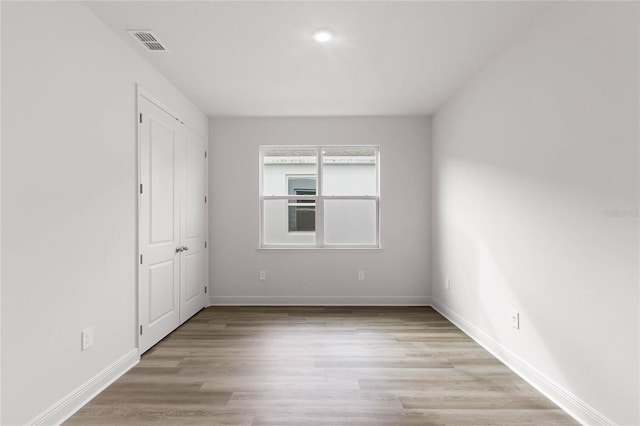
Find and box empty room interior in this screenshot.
[1,1,639,425]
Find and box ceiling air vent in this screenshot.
[128,30,169,52]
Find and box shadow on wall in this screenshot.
[433,155,638,423]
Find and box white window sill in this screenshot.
[257,246,383,252]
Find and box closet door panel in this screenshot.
[149,119,176,244]
[139,96,181,354]
[179,128,207,324]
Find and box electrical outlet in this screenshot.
[511,310,520,329]
[357,270,365,281]
[445,278,451,290]
[81,327,93,351]
[259,270,266,281]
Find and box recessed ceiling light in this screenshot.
[312,29,334,43]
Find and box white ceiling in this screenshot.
[86,1,549,117]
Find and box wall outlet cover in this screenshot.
[511,310,520,329]
[81,327,94,351]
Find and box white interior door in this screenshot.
[179,128,207,323]
[139,96,181,353]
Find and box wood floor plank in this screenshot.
[65,306,577,425]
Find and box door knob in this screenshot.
[182,246,189,251]
[175,246,184,253]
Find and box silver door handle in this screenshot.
[176,246,184,253]
[182,246,189,251]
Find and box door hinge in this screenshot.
[140,254,143,264]
[140,325,143,335]
[205,151,207,158]
[204,241,207,248]
[204,196,207,203]
[140,183,143,194]
[139,113,142,123]
[204,287,207,294]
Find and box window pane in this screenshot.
[263,199,316,245]
[287,175,316,232]
[324,199,377,245]
[322,148,377,196]
[288,204,316,232]
[263,149,317,195]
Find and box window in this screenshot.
[260,146,380,248]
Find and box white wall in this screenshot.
[209,117,430,305]
[1,2,207,424]
[431,2,638,425]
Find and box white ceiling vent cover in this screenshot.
[128,30,169,52]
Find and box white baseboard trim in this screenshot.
[28,349,139,426]
[208,295,431,306]
[430,298,614,426]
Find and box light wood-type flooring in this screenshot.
[66,306,577,425]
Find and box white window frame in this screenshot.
[259,145,380,249]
